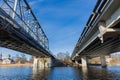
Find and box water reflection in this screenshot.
[32,67,49,80]
[32,67,81,80]
[0,66,120,80]
[32,66,120,80]
[0,67,32,80]
[82,67,88,80]
[47,67,81,80]
[87,66,120,79]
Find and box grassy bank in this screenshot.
[0,63,33,67]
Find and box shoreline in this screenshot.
[0,63,33,67]
[0,63,120,67]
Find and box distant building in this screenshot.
[2,54,13,64]
[2,58,12,64]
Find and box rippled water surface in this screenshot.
[0,66,120,80]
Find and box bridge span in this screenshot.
[0,0,56,68]
[72,0,120,67]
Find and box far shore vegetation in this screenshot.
[0,52,120,67]
[0,53,33,67]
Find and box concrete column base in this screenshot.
[33,57,52,69]
[75,61,79,67]
[33,57,38,68]
[100,55,107,68]
[81,56,87,67]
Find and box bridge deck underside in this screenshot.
[81,37,120,57]
[75,17,120,58]
[0,17,50,58]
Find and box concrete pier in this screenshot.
[100,55,107,68]
[33,57,38,68]
[81,56,88,67]
[33,57,52,68]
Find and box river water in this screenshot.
[0,66,120,80]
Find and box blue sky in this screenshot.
[0,0,97,58]
[28,0,97,55]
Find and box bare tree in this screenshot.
[56,52,72,65]
[29,56,34,63]
[14,54,20,64]
[20,54,27,64]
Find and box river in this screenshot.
[0,66,120,80]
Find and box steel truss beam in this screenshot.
[0,0,49,51]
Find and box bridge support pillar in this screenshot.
[81,56,88,67]
[33,57,38,68]
[33,57,52,69]
[100,55,107,68]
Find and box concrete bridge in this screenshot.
[0,0,56,68]
[72,0,120,67]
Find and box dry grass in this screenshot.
[0,63,32,67]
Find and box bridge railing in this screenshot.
[78,0,111,44]
[0,0,49,51]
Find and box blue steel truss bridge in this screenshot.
[0,0,54,58]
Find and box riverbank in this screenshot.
[0,63,32,67]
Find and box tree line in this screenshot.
[12,54,33,64]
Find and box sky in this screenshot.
[0,0,97,58]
